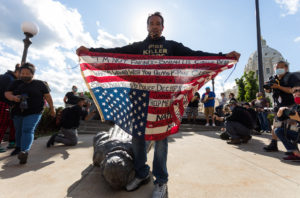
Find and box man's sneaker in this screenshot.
[205,123,209,126]
[263,140,278,152]
[125,174,150,191]
[227,139,241,145]
[46,133,58,148]
[212,123,216,127]
[10,147,20,156]
[152,183,168,198]
[18,151,28,165]
[7,141,16,149]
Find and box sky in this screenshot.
[0,0,299,107]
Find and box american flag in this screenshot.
[79,52,237,140]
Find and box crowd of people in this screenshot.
[0,11,299,198]
[186,61,300,162]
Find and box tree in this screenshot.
[235,76,245,102]
[244,71,259,102]
[235,71,259,102]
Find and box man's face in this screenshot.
[147,16,164,39]
[20,68,33,79]
[206,88,210,93]
[275,62,287,76]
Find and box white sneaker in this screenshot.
[125,174,150,191]
[212,123,216,127]
[152,183,168,198]
[205,123,209,126]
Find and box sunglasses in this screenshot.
[293,89,300,94]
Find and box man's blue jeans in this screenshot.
[257,112,270,131]
[132,136,168,184]
[13,114,42,152]
[275,127,300,151]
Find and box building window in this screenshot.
[266,68,270,74]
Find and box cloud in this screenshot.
[275,0,300,16]
[294,36,300,42]
[0,0,133,107]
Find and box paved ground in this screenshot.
[0,124,300,198]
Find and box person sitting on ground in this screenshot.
[63,85,79,108]
[274,83,300,160]
[186,92,200,123]
[251,92,271,133]
[214,98,253,144]
[201,87,216,126]
[47,97,96,147]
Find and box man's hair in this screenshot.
[76,97,85,103]
[221,93,225,96]
[147,12,164,26]
[277,60,289,67]
[20,62,35,74]
[229,93,235,97]
[15,63,20,72]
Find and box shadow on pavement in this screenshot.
[0,136,91,179]
[66,164,155,198]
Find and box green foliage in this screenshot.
[235,71,259,102]
[35,107,61,136]
[83,91,92,100]
[235,76,245,101]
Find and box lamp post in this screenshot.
[255,0,265,95]
[21,22,39,64]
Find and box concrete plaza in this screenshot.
[0,124,299,198]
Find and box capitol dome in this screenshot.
[244,38,286,81]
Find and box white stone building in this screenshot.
[244,38,286,82]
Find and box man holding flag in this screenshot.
[77,12,240,198]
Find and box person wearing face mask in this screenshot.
[263,61,299,152]
[4,63,55,164]
[274,83,300,161]
[214,98,254,144]
[63,85,79,107]
[76,12,241,198]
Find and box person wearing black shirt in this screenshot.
[63,85,79,107]
[186,92,200,123]
[215,99,253,144]
[76,11,240,197]
[5,63,55,164]
[263,61,298,152]
[47,97,96,147]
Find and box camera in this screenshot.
[263,76,279,90]
[279,105,300,121]
[19,94,29,111]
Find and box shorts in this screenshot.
[186,107,198,117]
[204,107,214,118]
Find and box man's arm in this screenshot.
[5,91,20,102]
[271,84,292,94]
[76,42,141,56]
[172,41,240,61]
[44,93,56,117]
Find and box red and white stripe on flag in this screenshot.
[79,52,236,140]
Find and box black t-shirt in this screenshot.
[188,97,200,107]
[273,72,297,107]
[8,80,50,116]
[61,105,87,129]
[65,92,78,105]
